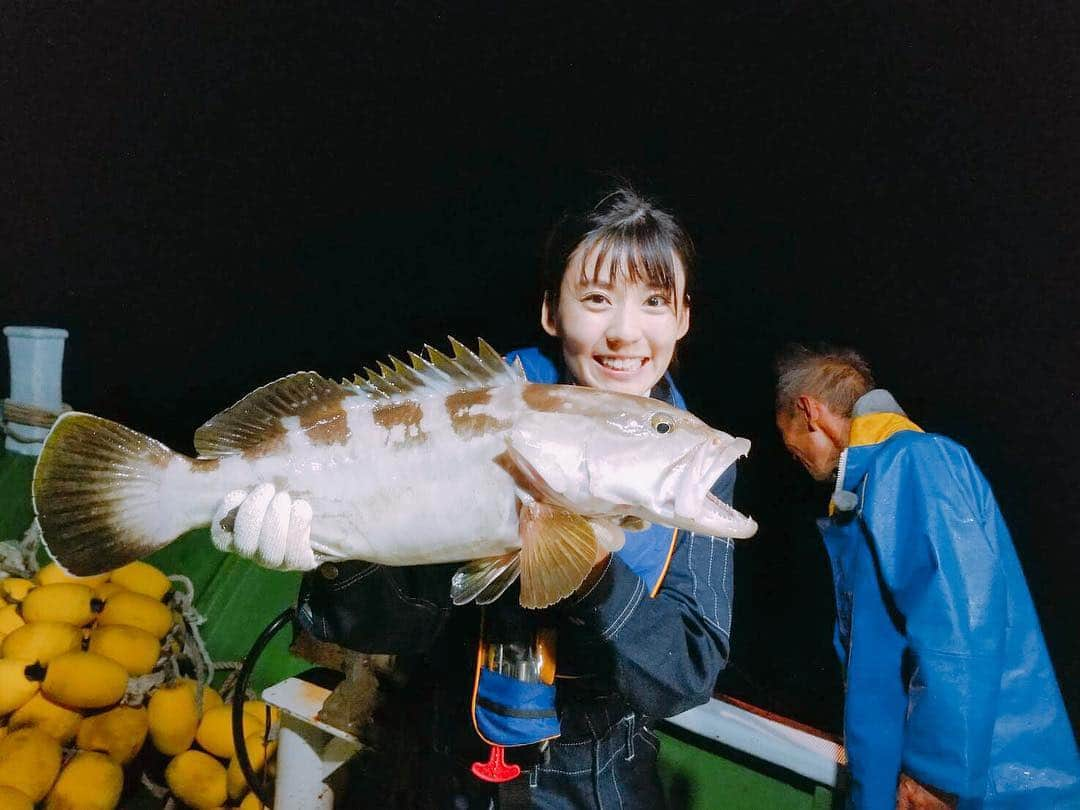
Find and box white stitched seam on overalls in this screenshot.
[601,577,645,640]
[539,743,629,777]
[329,563,380,591]
[688,533,698,599]
[612,755,624,810]
[707,538,715,623]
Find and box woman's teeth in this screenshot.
[596,356,647,371]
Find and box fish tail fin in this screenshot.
[33,412,197,575]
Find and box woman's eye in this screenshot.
[644,294,669,307]
[650,413,675,434]
[583,293,610,305]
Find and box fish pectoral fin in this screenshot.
[518,503,597,609]
[618,516,650,533]
[451,552,520,606]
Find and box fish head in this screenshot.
[511,385,758,539]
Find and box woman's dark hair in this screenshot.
[541,185,695,312]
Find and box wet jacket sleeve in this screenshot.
[559,468,735,718]
[859,437,1006,799]
[296,561,454,655]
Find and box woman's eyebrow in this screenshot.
[574,270,616,289]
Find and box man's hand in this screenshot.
[210,483,317,571]
[897,773,958,810]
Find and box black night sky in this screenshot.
[4,4,1078,734]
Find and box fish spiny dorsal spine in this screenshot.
[343,339,522,401]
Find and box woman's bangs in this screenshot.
[578,232,680,298]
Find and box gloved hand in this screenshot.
[210,483,317,571]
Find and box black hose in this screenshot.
[233,606,296,808]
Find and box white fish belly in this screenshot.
[274,400,522,566]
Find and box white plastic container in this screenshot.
[4,326,69,455]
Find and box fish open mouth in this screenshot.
[673,437,758,539]
[702,489,757,538]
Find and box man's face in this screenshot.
[777,409,842,482]
[542,246,690,397]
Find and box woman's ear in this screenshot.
[540,293,560,337]
[677,300,691,339]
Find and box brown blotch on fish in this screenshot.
[373,400,427,446]
[446,388,510,438]
[300,394,352,447]
[522,384,570,413]
[191,458,221,472]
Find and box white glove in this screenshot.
[211,483,317,571]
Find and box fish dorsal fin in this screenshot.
[195,372,350,457]
[518,502,598,609]
[344,338,524,400]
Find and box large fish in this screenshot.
[32,339,757,608]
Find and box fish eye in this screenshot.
[650,413,675,435]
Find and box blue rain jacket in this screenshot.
[819,391,1080,809]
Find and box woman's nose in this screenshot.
[605,305,643,344]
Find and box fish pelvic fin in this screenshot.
[194,371,353,457]
[518,503,598,610]
[33,412,196,576]
[451,552,521,606]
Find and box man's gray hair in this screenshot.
[774,343,876,418]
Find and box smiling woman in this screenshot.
[539,187,693,397]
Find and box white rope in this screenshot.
[140,771,169,800]
[168,574,216,690]
[125,671,168,706]
[0,519,42,578]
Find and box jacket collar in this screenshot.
[847,389,922,449]
[830,389,923,514]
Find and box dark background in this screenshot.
[3,3,1077,735]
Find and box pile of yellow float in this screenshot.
[0,561,278,810]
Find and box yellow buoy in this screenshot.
[0,727,63,802]
[165,750,228,810]
[238,791,270,810]
[8,693,82,744]
[147,678,200,756]
[243,700,281,730]
[108,561,172,601]
[195,705,262,760]
[88,624,162,676]
[75,704,148,764]
[0,579,33,604]
[0,784,34,810]
[0,622,82,664]
[42,652,129,710]
[34,564,110,589]
[227,733,278,801]
[200,685,224,715]
[0,605,25,639]
[92,581,127,602]
[0,659,45,715]
[44,751,123,810]
[20,584,97,627]
[95,590,173,638]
